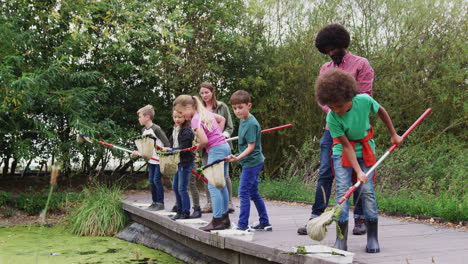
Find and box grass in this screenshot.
[231,175,467,222]
[67,185,127,236]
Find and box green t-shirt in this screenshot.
[326,94,380,157]
[238,114,265,168]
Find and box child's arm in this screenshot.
[194,128,208,151]
[214,113,226,131]
[153,125,171,147]
[227,143,255,162]
[377,106,403,146]
[337,136,368,184]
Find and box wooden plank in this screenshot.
[124,192,467,264]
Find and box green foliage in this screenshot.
[67,185,127,236]
[2,208,13,218]
[0,191,12,207]
[13,191,80,216]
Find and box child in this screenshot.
[314,69,403,253]
[169,110,195,220]
[173,95,231,232]
[132,105,170,211]
[227,90,272,231]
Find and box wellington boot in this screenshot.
[199,217,225,232]
[221,213,231,229]
[334,221,348,251]
[190,206,202,219]
[365,219,380,253]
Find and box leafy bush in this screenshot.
[67,185,127,236]
[13,191,80,216]
[0,191,12,207]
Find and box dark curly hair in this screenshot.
[315,24,350,54]
[315,69,358,105]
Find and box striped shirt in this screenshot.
[319,52,374,113]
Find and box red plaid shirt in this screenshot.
[319,52,374,113]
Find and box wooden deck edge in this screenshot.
[122,201,338,264]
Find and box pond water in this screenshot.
[0,225,185,264]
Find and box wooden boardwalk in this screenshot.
[123,191,467,264]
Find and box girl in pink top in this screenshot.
[173,95,232,232]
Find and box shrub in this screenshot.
[13,191,81,216]
[67,185,127,236]
[0,191,12,207]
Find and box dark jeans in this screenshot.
[148,164,164,204]
[238,163,270,229]
[173,162,194,213]
[311,130,364,218]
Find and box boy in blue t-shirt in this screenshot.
[227,90,272,231]
[315,69,403,253]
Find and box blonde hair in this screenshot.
[137,104,155,119]
[173,95,214,131]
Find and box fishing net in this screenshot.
[134,135,155,160]
[202,160,226,190]
[306,206,342,241]
[76,134,94,144]
[158,151,180,176]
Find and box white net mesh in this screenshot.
[203,161,226,190]
[134,137,155,160]
[159,152,180,176]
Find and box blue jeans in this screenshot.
[173,162,194,214]
[238,163,270,229]
[207,143,231,218]
[148,164,164,204]
[311,130,364,219]
[333,155,378,222]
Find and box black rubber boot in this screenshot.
[334,221,348,251]
[190,206,202,219]
[365,219,380,253]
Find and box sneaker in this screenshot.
[297,214,318,235]
[236,225,252,231]
[297,225,307,235]
[251,223,273,231]
[147,202,164,211]
[190,206,202,218]
[171,204,178,212]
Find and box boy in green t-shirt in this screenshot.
[315,69,403,253]
[227,90,272,231]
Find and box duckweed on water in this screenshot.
[0,226,185,264]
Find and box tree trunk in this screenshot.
[2,157,10,177]
[21,158,34,178]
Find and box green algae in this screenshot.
[0,225,185,264]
